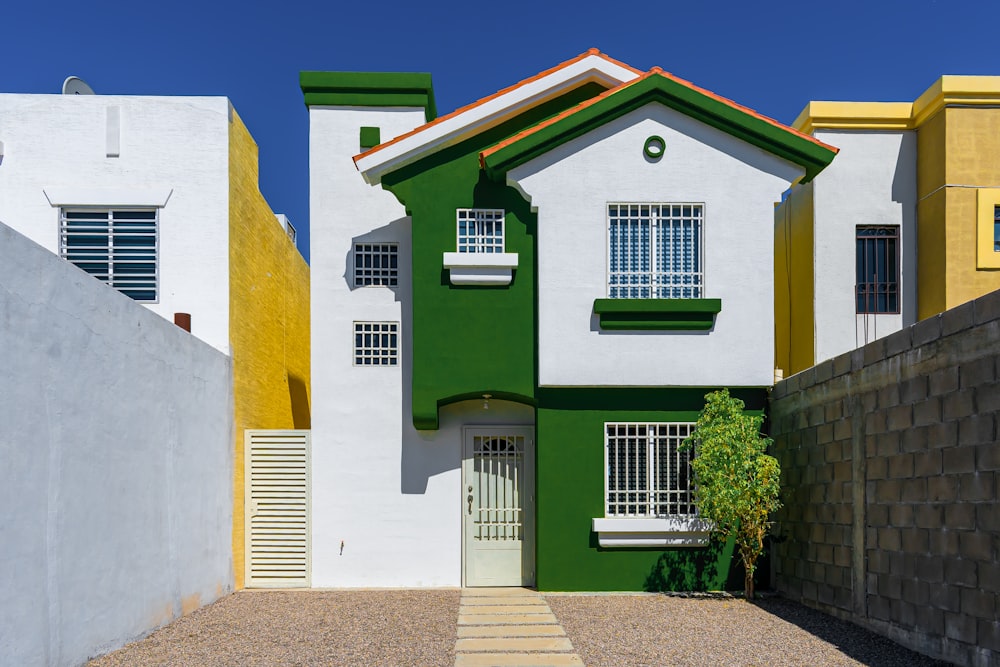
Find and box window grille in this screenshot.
[60,209,158,302]
[856,226,899,314]
[994,205,1000,252]
[608,203,703,299]
[353,321,398,366]
[605,422,696,517]
[354,243,398,287]
[457,209,504,253]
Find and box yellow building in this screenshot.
[776,76,1000,375]
[229,111,311,590]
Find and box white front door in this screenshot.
[463,426,535,587]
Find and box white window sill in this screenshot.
[442,251,518,286]
[591,517,712,547]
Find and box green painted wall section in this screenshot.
[535,387,767,591]
[381,83,609,430]
[299,71,437,120]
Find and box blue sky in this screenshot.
[6,0,1000,262]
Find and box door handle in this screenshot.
[467,494,474,515]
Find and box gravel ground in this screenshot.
[547,594,949,667]
[87,589,461,667]
[88,590,950,667]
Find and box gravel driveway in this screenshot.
[87,590,461,667]
[548,594,949,667]
[89,590,947,666]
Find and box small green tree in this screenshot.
[682,389,781,600]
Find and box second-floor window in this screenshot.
[856,226,899,314]
[60,208,158,302]
[457,208,504,253]
[608,203,703,299]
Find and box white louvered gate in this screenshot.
[463,426,535,587]
[245,430,310,588]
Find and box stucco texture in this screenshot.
[0,221,233,667]
[228,110,311,589]
[919,107,1000,318]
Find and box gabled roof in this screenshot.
[354,49,641,184]
[481,68,839,183]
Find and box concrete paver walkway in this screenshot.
[454,588,583,666]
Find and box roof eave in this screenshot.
[482,74,838,184]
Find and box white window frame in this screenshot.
[353,321,399,366]
[594,421,710,548]
[604,422,697,518]
[59,207,159,302]
[457,208,505,254]
[353,242,399,288]
[607,203,704,299]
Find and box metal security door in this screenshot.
[463,427,535,587]
[245,430,310,588]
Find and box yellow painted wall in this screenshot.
[916,110,948,319]
[228,109,311,590]
[774,183,815,376]
[942,107,1000,308]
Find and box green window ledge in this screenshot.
[593,298,722,330]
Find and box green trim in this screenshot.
[359,126,381,150]
[643,135,665,159]
[380,85,610,431]
[483,73,836,183]
[593,298,722,330]
[299,71,437,121]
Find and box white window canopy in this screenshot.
[443,251,519,285]
[591,517,712,547]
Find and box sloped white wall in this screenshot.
[0,221,233,666]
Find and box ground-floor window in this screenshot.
[605,422,696,517]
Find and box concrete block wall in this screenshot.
[771,289,1000,667]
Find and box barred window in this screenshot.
[856,226,899,314]
[605,422,696,517]
[994,205,999,252]
[608,203,703,299]
[457,209,504,253]
[60,209,158,302]
[353,322,398,366]
[354,243,398,287]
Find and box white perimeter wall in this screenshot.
[309,106,473,586]
[811,129,917,364]
[510,104,804,387]
[0,94,231,354]
[0,221,233,666]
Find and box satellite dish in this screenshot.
[62,76,95,95]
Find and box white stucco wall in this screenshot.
[509,104,804,387]
[810,129,917,364]
[309,106,482,586]
[0,94,231,353]
[0,221,233,667]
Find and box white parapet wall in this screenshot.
[810,129,917,363]
[0,221,234,666]
[0,94,231,354]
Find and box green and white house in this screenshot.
[303,50,837,590]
